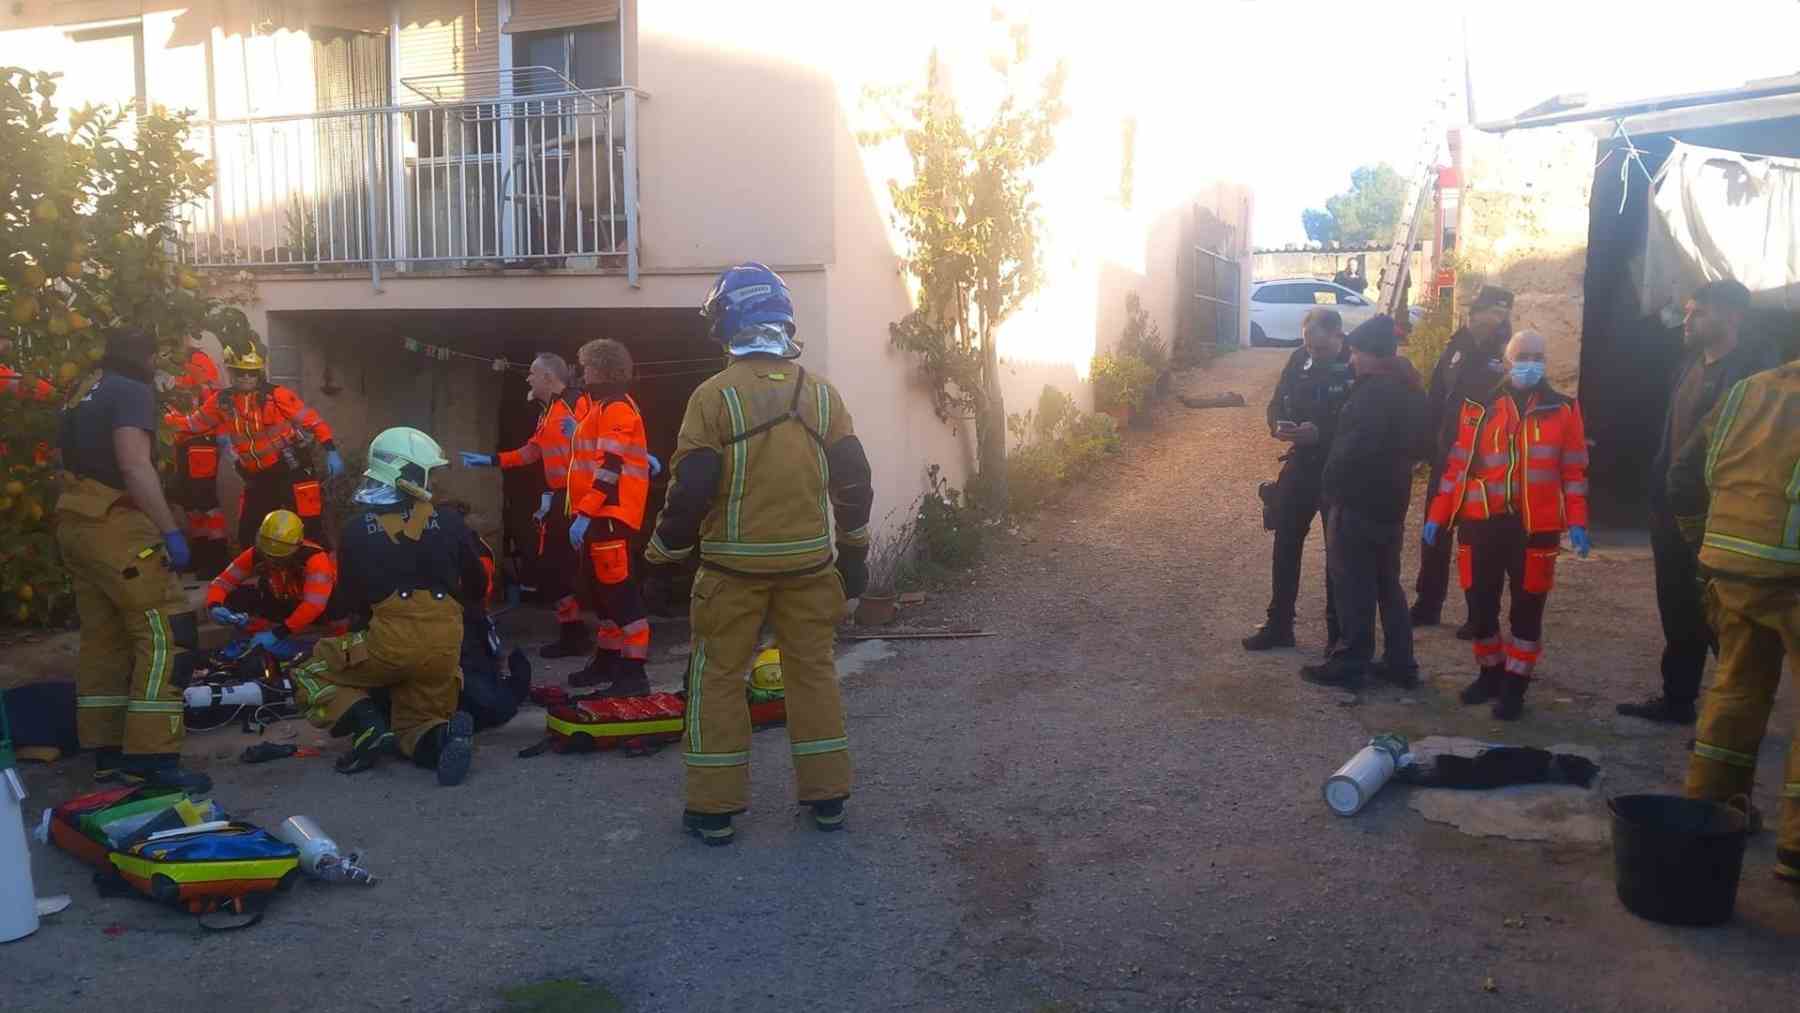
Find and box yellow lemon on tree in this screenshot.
[16,603,30,623]
[27,502,43,522]
[67,311,90,331]
[59,361,80,382]
[0,497,13,512]
[46,314,70,336]
[10,296,39,323]
[16,584,32,602]
[4,481,23,496]
[32,200,59,224]
[21,265,47,289]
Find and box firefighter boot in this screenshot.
[1242,622,1296,651]
[569,649,613,688]
[332,699,397,775]
[1492,677,1529,721]
[1777,850,1800,884]
[119,754,214,794]
[540,621,589,660]
[1459,667,1503,705]
[93,747,125,783]
[597,658,650,698]
[413,710,476,787]
[684,811,736,847]
[807,798,847,833]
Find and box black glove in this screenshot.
[836,544,869,599]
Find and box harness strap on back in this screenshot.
[722,366,826,448]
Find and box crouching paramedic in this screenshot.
[645,263,874,846]
[205,509,344,648]
[457,353,591,659]
[1669,359,1800,886]
[54,326,209,792]
[287,428,487,786]
[567,338,654,694]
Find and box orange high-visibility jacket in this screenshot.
[206,541,337,635]
[569,394,650,529]
[498,389,590,490]
[1428,386,1589,533]
[170,383,334,474]
[0,364,53,401]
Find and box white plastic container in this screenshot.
[1323,734,1409,816]
[184,682,264,709]
[1,767,40,942]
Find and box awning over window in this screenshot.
[1641,141,1800,315]
[504,0,619,35]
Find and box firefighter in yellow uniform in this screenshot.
[1668,359,1800,885]
[288,427,488,786]
[646,263,874,846]
[54,327,210,792]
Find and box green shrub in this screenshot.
[1091,352,1157,413]
[1117,292,1168,375]
[915,464,982,570]
[1004,385,1121,515]
[1404,301,1455,381]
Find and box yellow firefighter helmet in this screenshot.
[750,647,783,692]
[222,345,268,372]
[256,509,305,558]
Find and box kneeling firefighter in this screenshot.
[287,428,488,785]
[645,263,875,846]
[205,509,345,647]
[54,327,209,792]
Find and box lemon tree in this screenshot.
[1,68,257,626]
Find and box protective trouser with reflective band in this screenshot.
[289,591,464,757]
[1684,578,1800,856]
[54,481,195,757]
[684,567,850,814]
[1461,516,1553,681]
[584,527,650,663]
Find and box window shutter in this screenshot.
[504,0,619,34]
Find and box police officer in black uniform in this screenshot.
[1245,307,1354,652]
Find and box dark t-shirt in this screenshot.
[1665,355,1716,467]
[58,371,159,490]
[336,500,488,619]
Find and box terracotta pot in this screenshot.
[1102,405,1133,428]
[854,593,899,626]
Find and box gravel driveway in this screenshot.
[3,348,1796,1012]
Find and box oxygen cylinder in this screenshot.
[1323,734,1409,817]
[1,767,40,942]
[184,682,265,710]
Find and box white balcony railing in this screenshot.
[179,85,641,283]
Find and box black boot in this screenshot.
[412,711,476,787]
[1454,619,1477,641]
[331,699,397,775]
[539,621,589,659]
[118,754,213,794]
[1615,694,1697,725]
[1300,657,1365,690]
[569,649,613,688]
[684,811,736,846]
[1243,622,1296,651]
[1492,677,1528,721]
[807,798,847,833]
[1372,658,1421,689]
[93,747,125,783]
[598,660,651,698]
[1459,667,1503,705]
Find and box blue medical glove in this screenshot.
[459,451,495,468]
[1569,525,1591,559]
[533,491,554,522]
[249,631,280,651]
[559,416,576,439]
[1422,521,1441,547]
[162,530,192,569]
[325,448,346,477]
[649,453,663,478]
[569,514,590,552]
[209,605,248,627]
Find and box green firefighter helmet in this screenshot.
[365,426,449,500]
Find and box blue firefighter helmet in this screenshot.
[700,262,796,343]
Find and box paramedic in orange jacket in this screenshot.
[165,344,344,549]
[167,336,230,577]
[458,353,591,659]
[566,338,654,695]
[205,509,344,647]
[1425,329,1591,720]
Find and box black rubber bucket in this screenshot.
[1609,793,1750,926]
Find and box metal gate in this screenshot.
[1190,244,1242,354]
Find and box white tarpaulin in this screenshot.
[1641,141,1800,318]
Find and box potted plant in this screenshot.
[1091,352,1156,428]
[853,508,917,626]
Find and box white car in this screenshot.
[1248,278,1378,346]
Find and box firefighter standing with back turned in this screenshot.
[287,427,486,785]
[645,263,875,847]
[567,338,655,695]
[165,343,343,549]
[1668,357,1800,888]
[54,327,210,792]
[457,352,591,661]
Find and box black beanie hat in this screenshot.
[1345,315,1398,357]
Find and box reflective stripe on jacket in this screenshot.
[498,390,589,490]
[170,384,332,473]
[205,541,337,633]
[569,394,649,529]
[1428,386,1589,534]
